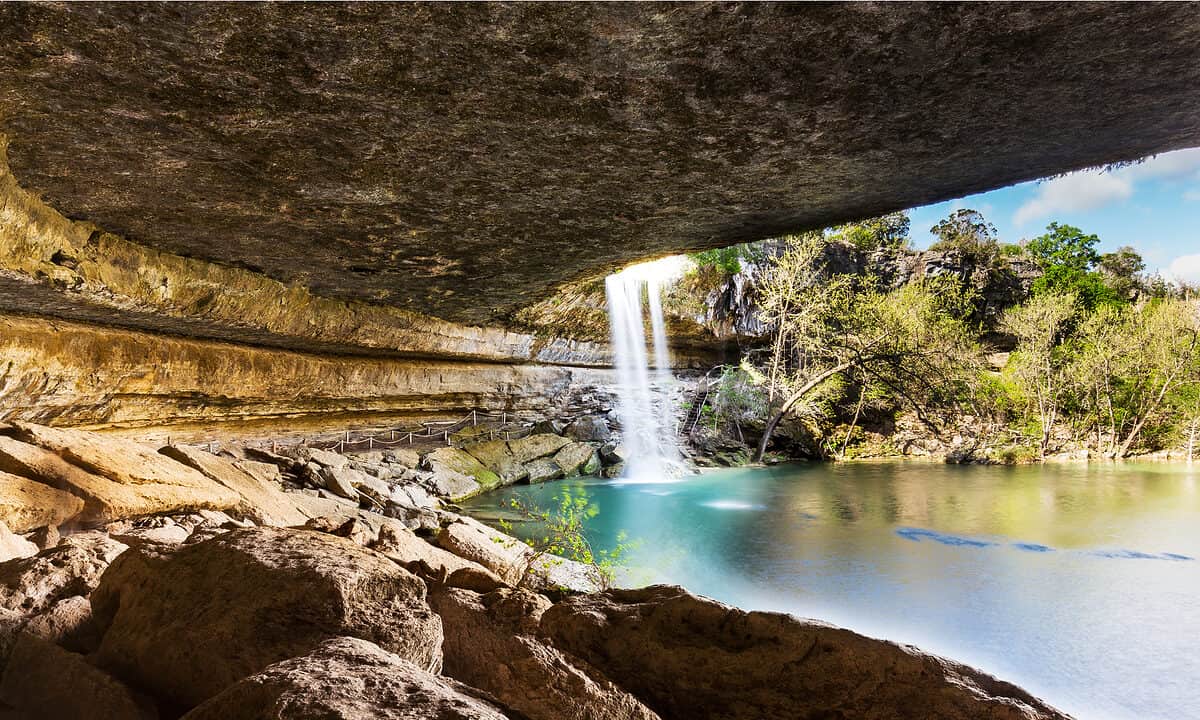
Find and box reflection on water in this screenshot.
[462,460,1200,720]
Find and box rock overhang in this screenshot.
[0,2,1198,327]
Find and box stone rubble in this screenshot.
[0,420,1074,720]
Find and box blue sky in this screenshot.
[905,147,1200,283]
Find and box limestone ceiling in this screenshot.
[1,2,1198,324]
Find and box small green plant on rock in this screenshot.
[498,488,635,591]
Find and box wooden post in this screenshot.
[408,432,413,444]
[368,437,374,449]
[472,409,478,426]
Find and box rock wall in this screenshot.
[0,314,615,431]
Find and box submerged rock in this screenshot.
[539,585,1071,720]
[180,637,515,720]
[91,527,442,709]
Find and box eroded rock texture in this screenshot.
[1,3,1198,326]
[180,637,517,720]
[91,527,443,709]
[539,585,1071,720]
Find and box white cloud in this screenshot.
[1162,254,1200,285]
[1122,147,1200,181]
[1014,147,1200,226]
[1184,188,1200,202]
[1013,171,1132,225]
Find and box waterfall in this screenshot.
[605,262,681,480]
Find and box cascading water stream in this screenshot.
[605,261,682,481]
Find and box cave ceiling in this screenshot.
[1,2,1199,325]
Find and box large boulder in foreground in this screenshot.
[181,637,515,720]
[0,427,240,523]
[539,585,1072,720]
[91,527,442,709]
[0,469,83,533]
[0,632,158,720]
[431,587,659,720]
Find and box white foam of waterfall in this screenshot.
[605,258,686,481]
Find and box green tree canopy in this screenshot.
[1027,222,1121,310]
[928,208,1000,263]
[829,211,910,251]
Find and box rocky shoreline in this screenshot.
[0,419,1073,719]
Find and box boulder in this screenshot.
[532,419,567,436]
[111,523,192,548]
[242,446,298,472]
[446,566,507,594]
[180,637,515,720]
[374,519,480,577]
[26,524,59,551]
[567,416,612,443]
[539,585,1071,720]
[0,532,127,615]
[0,521,37,564]
[525,457,564,484]
[0,633,158,720]
[384,448,421,468]
[422,447,500,499]
[432,587,660,720]
[0,469,83,533]
[306,447,349,469]
[602,463,625,479]
[508,434,574,464]
[0,430,239,523]
[18,595,98,654]
[91,527,442,709]
[319,465,363,500]
[598,443,626,466]
[462,439,530,485]
[554,443,602,477]
[159,445,308,526]
[436,517,597,593]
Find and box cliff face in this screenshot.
[0,314,614,432]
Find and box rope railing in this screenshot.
[210,409,533,455]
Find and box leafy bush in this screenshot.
[498,488,635,590]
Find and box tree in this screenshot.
[1098,246,1145,301]
[928,208,1000,263]
[753,233,978,461]
[1106,299,1199,457]
[1027,223,1121,310]
[830,211,910,251]
[1001,292,1079,458]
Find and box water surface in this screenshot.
[462,460,1200,720]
